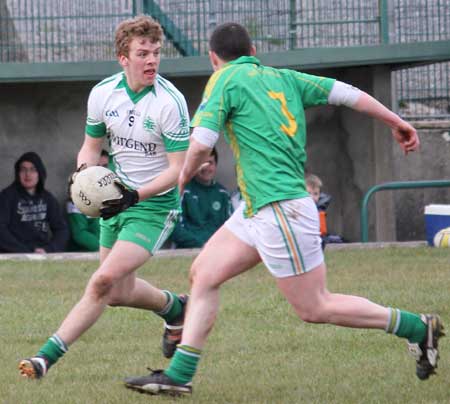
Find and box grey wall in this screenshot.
[1,66,447,242]
[0,81,91,201]
[393,129,450,241]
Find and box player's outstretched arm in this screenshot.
[137,150,186,201]
[352,92,419,155]
[99,151,186,220]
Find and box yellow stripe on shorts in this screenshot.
[272,202,304,275]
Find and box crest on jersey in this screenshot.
[179,115,188,129]
[199,97,208,111]
[143,116,156,132]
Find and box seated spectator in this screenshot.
[306,173,345,247]
[66,149,109,252]
[171,147,232,248]
[306,174,329,237]
[0,151,69,253]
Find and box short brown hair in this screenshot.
[305,174,323,189]
[115,15,163,57]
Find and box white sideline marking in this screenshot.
[0,241,427,262]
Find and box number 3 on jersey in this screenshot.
[268,91,297,137]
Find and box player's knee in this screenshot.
[296,304,328,324]
[107,291,124,306]
[90,272,115,300]
[188,264,196,285]
[298,310,322,324]
[189,261,204,285]
[189,261,218,288]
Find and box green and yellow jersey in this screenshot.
[191,56,335,217]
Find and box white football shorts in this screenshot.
[225,197,324,278]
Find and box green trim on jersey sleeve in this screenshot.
[85,121,107,138]
[162,132,189,152]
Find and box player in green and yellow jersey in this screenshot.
[124,22,444,396]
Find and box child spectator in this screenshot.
[306,173,344,247]
[306,174,328,237]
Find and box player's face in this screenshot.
[19,161,39,194]
[306,184,320,204]
[120,37,161,91]
[195,155,217,185]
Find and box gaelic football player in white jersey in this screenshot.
[19,15,190,380]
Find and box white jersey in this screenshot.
[85,72,189,190]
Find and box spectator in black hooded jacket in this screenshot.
[0,151,69,253]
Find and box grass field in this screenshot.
[1,247,449,404]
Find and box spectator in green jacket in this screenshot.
[171,147,232,248]
[66,150,109,251]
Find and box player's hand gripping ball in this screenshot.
[70,166,122,218]
[99,180,139,220]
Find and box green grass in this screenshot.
[1,247,449,404]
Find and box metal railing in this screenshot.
[360,180,450,242]
[2,0,449,63]
[148,0,383,56]
[395,62,450,121]
[392,1,450,121]
[0,0,134,63]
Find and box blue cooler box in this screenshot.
[424,204,450,246]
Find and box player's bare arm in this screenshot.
[178,137,213,194]
[352,91,419,154]
[77,135,104,167]
[328,81,419,155]
[137,150,186,201]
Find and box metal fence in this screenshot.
[1,0,449,119]
[0,0,134,62]
[4,0,449,62]
[394,0,450,43]
[392,1,450,120]
[148,0,383,57]
[396,62,450,121]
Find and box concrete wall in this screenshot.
[1,66,447,242]
[393,129,450,241]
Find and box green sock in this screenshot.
[385,308,426,344]
[164,345,201,384]
[155,291,183,323]
[37,334,68,367]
